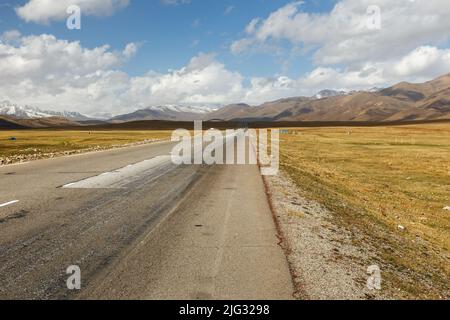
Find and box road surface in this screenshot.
[0,138,293,300]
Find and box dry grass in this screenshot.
[0,130,171,159]
[279,123,450,299]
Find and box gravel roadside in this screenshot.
[265,171,393,300]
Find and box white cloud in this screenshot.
[226,0,450,103]
[0,29,22,42]
[124,53,244,107]
[392,46,450,79]
[0,33,245,115]
[16,0,130,24]
[232,0,450,66]
[0,34,139,114]
[122,42,139,59]
[2,32,450,117]
[245,18,260,35]
[0,34,133,84]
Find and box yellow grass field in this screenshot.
[279,123,450,298]
[0,130,171,163]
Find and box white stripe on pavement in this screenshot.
[63,155,174,189]
[0,200,19,208]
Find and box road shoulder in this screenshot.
[265,171,390,300]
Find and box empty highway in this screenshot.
[0,138,293,299]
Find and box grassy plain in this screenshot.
[279,123,450,298]
[0,130,171,161]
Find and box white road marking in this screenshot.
[63,155,174,189]
[0,200,19,208]
[62,182,75,188]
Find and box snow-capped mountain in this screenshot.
[89,112,114,120]
[111,105,217,122]
[368,87,383,93]
[313,88,384,99]
[313,89,349,99]
[145,105,216,114]
[0,101,90,121]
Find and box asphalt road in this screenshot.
[0,138,293,300]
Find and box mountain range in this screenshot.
[2,73,450,126]
[0,101,91,121]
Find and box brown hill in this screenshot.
[380,73,450,103]
[209,72,450,122]
[205,103,255,121]
[15,117,82,128]
[0,116,27,129]
[275,92,412,121]
[205,98,314,121]
[0,116,81,129]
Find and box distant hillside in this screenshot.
[0,115,81,129]
[15,117,82,128]
[0,116,27,129]
[111,105,216,122]
[205,104,254,121]
[273,92,412,121]
[207,73,450,122]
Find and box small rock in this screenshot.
[443,206,450,211]
[398,225,405,231]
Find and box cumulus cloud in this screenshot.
[2,32,450,117]
[227,0,450,101]
[392,46,450,79]
[16,0,130,24]
[0,34,134,84]
[124,53,244,107]
[232,0,450,66]
[0,34,139,114]
[0,33,245,115]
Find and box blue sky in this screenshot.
[1,0,450,115]
[1,0,335,78]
